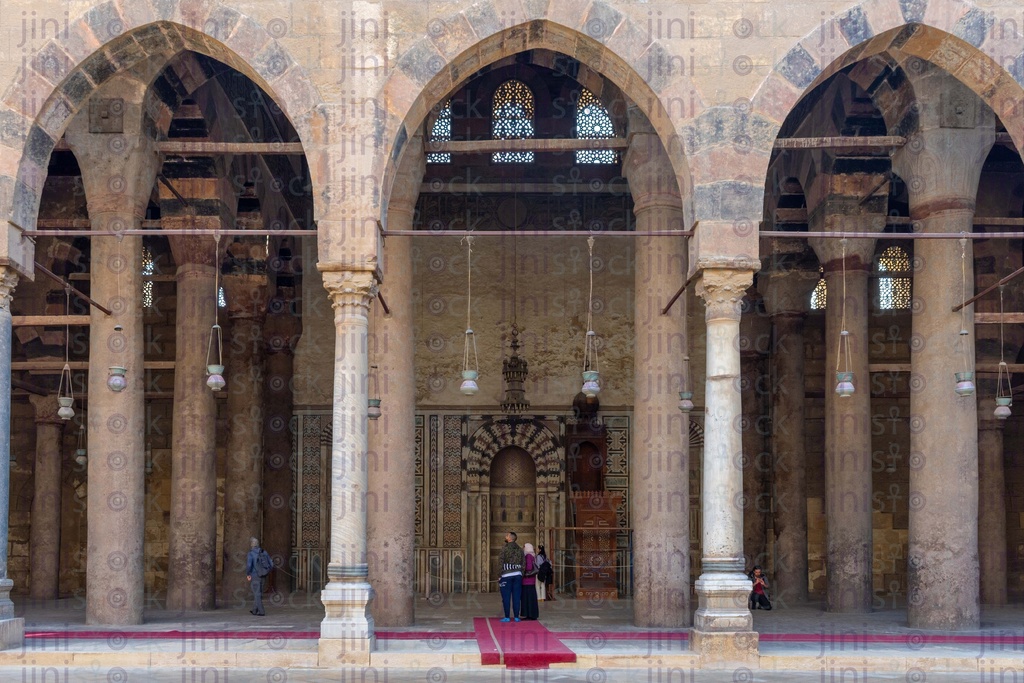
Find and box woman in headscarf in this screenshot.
[521,543,540,620]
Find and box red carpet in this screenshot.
[473,617,577,669]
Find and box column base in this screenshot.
[693,572,753,631]
[688,629,759,669]
[318,580,375,666]
[0,580,24,650]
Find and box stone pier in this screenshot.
[367,136,422,627]
[624,112,690,627]
[977,397,1007,605]
[66,86,156,624]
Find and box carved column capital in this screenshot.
[696,269,754,322]
[757,269,820,317]
[322,270,378,322]
[28,394,63,424]
[0,267,18,311]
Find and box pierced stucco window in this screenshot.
[575,89,616,165]
[426,100,452,164]
[492,80,535,163]
[810,267,827,310]
[877,246,912,310]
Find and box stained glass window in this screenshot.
[142,246,155,308]
[810,267,827,310]
[219,286,227,309]
[576,89,616,164]
[427,100,452,164]
[492,80,534,163]
[878,246,911,310]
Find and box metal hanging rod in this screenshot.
[760,230,1024,240]
[24,229,315,237]
[23,228,1024,240]
[382,230,692,237]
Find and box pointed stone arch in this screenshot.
[377,4,700,227]
[2,8,322,273]
[752,4,1024,158]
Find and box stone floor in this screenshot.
[0,592,1021,678]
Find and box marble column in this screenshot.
[893,101,993,628]
[262,289,301,590]
[758,269,820,606]
[220,266,269,606]
[977,398,1007,605]
[319,268,378,664]
[691,267,757,666]
[624,114,690,627]
[0,266,25,647]
[28,395,63,601]
[66,100,156,624]
[367,138,421,626]
[808,173,886,614]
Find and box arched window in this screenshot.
[142,246,155,308]
[810,266,827,310]
[492,80,534,163]
[219,286,227,309]
[877,246,911,310]
[575,89,616,164]
[426,100,452,164]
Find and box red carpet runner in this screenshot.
[473,617,577,669]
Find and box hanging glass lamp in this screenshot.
[74,423,87,466]
[107,366,128,392]
[57,362,75,420]
[368,365,382,419]
[206,323,226,391]
[954,236,975,397]
[994,286,1012,419]
[834,240,854,398]
[460,235,479,396]
[581,237,601,398]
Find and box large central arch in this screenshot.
[376,8,699,227]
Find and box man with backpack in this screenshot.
[246,537,272,616]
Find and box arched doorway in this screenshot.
[488,446,537,582]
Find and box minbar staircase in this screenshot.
[570,492,621,600]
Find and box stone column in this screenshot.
[166,252,218,612]
[624,112,690,627]
[808,170,886,613]
[0,266,25,647]
[319,269,378,664]
[893,90,993,626]
[161,169,236,612]
[977,399,1007,605]
[220,252,269,607]
[758,268,820,606]
[28,395,63,601]
[367,136,421,626]
[66,94,157,624]
[262,288,301,590]
[691,267,758,666]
